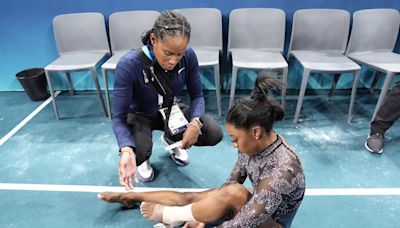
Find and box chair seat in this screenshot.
[348,52,400,73]
[291,51,360,72]
[231,49,287,69]
[45,52,108,71]
[101,51,129,70]
[193,48,219,66]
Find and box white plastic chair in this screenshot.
[44,12,110,120]
[101,10,159,118]
[228,8,288,109]
[288,9,361,123]
[174,8,223,116]
[345,8,400,121]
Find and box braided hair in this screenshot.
[226,75,285,132]
[142,10,191,45]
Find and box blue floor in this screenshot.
[0,92,40,136]
[0,90,399,227]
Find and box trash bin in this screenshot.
[16,68,49,101]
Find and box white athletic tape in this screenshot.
[164,141,182,151]
[162,204,195,226]
[153,223,172,228]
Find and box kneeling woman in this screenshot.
[99,76,306,228]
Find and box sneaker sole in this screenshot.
[364,141,383,154]
[170,152,189,166]
[137,169,154,182]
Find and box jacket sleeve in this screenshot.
[185,47,205,119]
[111,60,136,150]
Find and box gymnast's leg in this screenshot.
[140,184,250,225]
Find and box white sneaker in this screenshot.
[136,160,154,182]
[160,133,189,166]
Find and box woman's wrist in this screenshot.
[189,118,203,135]
[191,117,203,128]
[119,146,135,156]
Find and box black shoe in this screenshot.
[364,133,384,154]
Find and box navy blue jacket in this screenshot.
[111,46,204,149]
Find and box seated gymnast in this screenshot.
[98,76,306,228]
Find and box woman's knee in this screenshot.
[201,119,223,146]
[210,127,223,146]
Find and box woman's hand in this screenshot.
[118,149,139,190]
[180,124,200,149]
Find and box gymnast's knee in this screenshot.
[220,184,249,205]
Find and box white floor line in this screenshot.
[305,188,400,196]
[1,183,400,196]
[0,183,204,193]
[0,91,60,146]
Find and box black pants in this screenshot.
[370,80,400,134]
[127,104,223,165]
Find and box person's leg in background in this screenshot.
[366,80,400,153]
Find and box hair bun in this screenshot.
[251,76,284,101]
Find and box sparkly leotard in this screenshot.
[222,135,306,228]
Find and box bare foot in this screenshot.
[140,202,164,223]
[97,192,136,208]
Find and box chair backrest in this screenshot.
[109,10,160,54]
[228,8,285,54]
[288,9,350,57]
[346,9,400,55]
[53,12,110,55]
[174,8,222,51]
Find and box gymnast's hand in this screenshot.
[181,124,200,149]
[118,148,139,190]
[183,221,205,228]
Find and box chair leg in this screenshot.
[229,66,239,108]
[371,72,394,122]
[294,69,311,123]
[65,72,75,95]
[45,70,60,120]
[213,64,222,117]
[348,70,360,123]
[91,68,108,118]
[281,67,288,112]
[370,71,382,94]
[102,68,112,119]
[328,73,341,99]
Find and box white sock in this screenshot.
[162,203,196,226]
